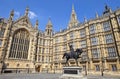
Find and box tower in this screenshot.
[68,4,79,29]
[35,20,38,30]
[45,18,53,36]
[25,7,29,16]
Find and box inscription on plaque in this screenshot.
[60,67,84,79]
[64,70,77,74]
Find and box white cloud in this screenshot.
[28,11,37,19]
[14,11,20,19]
[14,11,37,20]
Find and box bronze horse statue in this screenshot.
[62,45,83,66]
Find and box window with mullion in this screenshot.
[80,29,86,37]
[105,34,113,43]
[63,45,67,51]
[118,15,120,25]
[63,35,67,42]
[0,28,5,38]
[80,40,86,48]
[95,65,100,71]
[55,37,59,43]
[9,29,30,59]
[117,15,120,30]
[103,21,111,31]
[70,32,74,39]
[111,64,117,71]
[55,46,59,52]
[91,49,100,58]
[107,47,116,57]
[91,37,98,45]
[89,24,96,34]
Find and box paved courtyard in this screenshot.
[0,73,120,79]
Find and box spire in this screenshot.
[96,12,99,18]
[68,4,79,29]
[72,4,74,11]
[9,9,14,21]
[47,17,52,26]
[25,7,29,16]
[109,8,112,13]
[35,20,38,29]
[45,18,53,36]
[71,4,76,19]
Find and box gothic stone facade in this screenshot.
[0,6,120,75]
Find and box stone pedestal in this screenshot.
[60,66,85,79]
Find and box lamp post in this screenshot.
[85,65,87,76]
[54,65,57,74]
[101,57,105,76]
[54,65,55,74]
[55,65,57,74]
[1,61,6,74]
[33,62,36,73]
[47,65,48,73]
[85,57,90,76]
[85,57,89,76]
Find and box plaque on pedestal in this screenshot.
[60,66,86,79]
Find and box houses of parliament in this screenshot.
[0,5,120,76]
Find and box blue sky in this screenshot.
[0,0,120,32]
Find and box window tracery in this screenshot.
[9,29,30,59]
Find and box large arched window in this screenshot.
[9,29,30,59]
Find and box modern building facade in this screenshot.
[0,5,120,75]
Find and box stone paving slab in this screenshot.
[0,73,120,79]
[0,73,61,79]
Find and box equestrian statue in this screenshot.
[62,43,83,66]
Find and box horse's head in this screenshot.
[75,48,83,55]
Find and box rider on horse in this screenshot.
[68,43,74,58]
[63,43,83,66]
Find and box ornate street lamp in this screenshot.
[86,57,90,76]
[101,57,105,76]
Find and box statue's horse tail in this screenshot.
[62,53,67,59]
